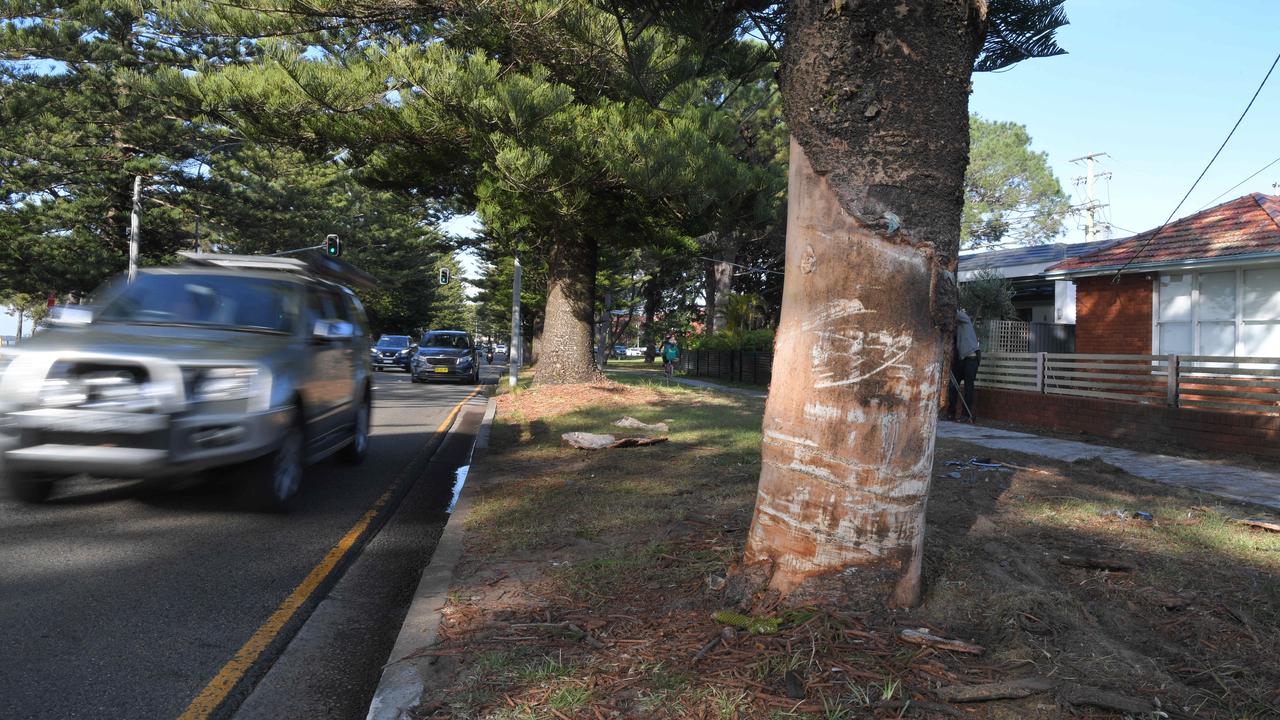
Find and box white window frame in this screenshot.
[1152,266,1280,358]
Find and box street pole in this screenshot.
[128,175,142,283]
[1071,152,1111,243]
[509,248,522,389]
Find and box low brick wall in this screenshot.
[974,387,1280,461]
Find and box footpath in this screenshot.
[616,368,1280,513]
[938,422,1280,512]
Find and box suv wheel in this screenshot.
[341,394,371,464]
[245,413,304,512]
[4,469,54,503]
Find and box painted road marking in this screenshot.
[178,389,482,720]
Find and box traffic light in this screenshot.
[325,234,342,258]
[439,268,450,285]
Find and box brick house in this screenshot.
[1045,193,1280,358]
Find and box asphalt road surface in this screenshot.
[0,367,500,720]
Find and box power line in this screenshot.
[1195,153,1280,211]
[696,256,784,276]
[1112,49,1280,281]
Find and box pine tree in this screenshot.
[0,2,254,296]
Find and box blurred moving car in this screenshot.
[371,334,415,372]
[494,343,508,356]
[411,331,479,384]
[625,347,646,357]
[612,344,627,357]
[0,253,374,510]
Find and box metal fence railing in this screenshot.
[977,352,1280,414]
[680,350,773,386]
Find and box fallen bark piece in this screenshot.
[898,628,985,655]
[608,436,668,448]
[1059,684,1153,714]
[614,416,669,432]
[1058,554,1136,572]
[935,678,1055,702]
[561,432,669,450]
[1233,518,1280,533]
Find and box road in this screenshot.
[0,367,501,720]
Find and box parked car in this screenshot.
[0,252,375,510]
[612,344,627,357]
[371,334,415,371]
[625,347,646,357]
[411,331,479,384]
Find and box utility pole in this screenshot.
[128,175,143,283]
[1071,152,1111,243]
[509,247,522,389]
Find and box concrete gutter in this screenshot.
[365,395,498,720]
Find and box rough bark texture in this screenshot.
[535,235,603,384]
[642,275,659,363]
[704,240,737,334]
[744,0,985,608]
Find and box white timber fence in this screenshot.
[975,352,1280,415]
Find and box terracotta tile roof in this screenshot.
[1046,193,1280,275]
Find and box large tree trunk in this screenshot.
[536,235,601,384]
[743,0,985,608]
[703,240,736,334]
[642,273,660,363]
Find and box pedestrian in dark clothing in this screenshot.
[946,309,981,422]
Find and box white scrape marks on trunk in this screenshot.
[809,328,914,389]
[764,430,819,447]
[801,298,871,330]
[802,402,842,421]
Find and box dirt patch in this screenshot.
[418,387,1280,719]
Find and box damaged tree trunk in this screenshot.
[536,234,602,384]
[743,0,986,607]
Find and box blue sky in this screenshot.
[970,0,1280,245]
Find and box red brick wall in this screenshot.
[1074,274,1153,354]
[974,388,1280,460]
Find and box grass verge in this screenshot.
[419,379,1280,720]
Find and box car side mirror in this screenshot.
[312,319,354,341]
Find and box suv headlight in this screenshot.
[193,367,269,409]
[456,355,473,366]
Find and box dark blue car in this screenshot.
[370,335,415,372]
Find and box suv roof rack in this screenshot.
[177,251,378,291]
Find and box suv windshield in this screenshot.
[421,333,470,349]
[97,273,298,333]
[375,336,410,349]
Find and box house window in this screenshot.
[1155,268,1280,357]
[1243,268,1280,356]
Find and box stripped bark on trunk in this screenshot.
[744,0,985,607]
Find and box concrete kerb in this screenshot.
[365,395,497,720]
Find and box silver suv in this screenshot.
[0,253,373,510]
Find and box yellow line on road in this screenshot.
[178,388,482,720]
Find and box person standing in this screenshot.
[947,309,981,422]
[660,334,680,379]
